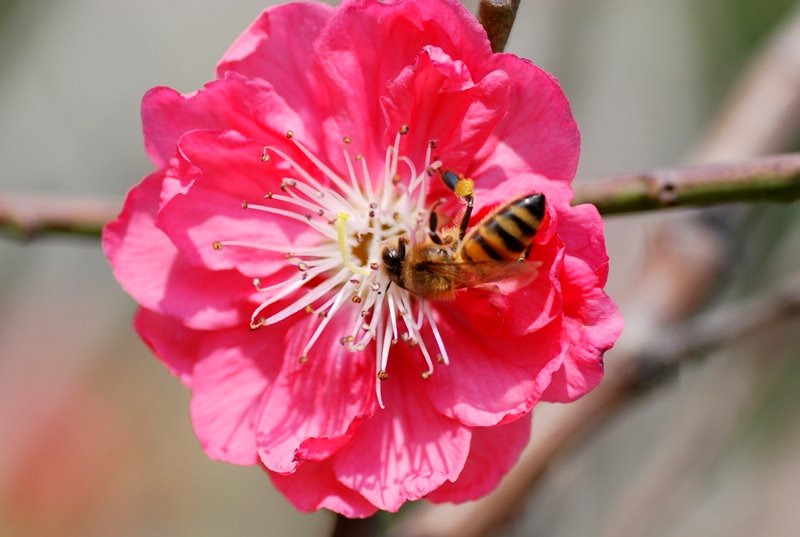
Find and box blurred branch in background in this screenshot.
[3,153,800,241]
[390,275,800,537]
[0,193,117,241]
[574,153,800,214]
[394,2,800,537]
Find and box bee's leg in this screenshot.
[437,169,475,241]
[522,243,533,260]
[428,199,445,245]
[398,235,407,260]
[458,193,474,241]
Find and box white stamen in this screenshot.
[424,301,450,365]
[244,203,338,240]
[225,129,455,406]
[301,283,352,356]
[262,268,350,326]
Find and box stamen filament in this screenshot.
[376,320,393,409]
[244,204,338,240]
[263,268,350,326]
[425,302,450,365]
[289,137,365,204]
[301,284,352,356]
[264,145,363,207]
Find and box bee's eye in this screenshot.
[382,248,400,265]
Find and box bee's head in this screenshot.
[381,238,406,282]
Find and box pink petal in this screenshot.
[425,315,564,426]
[102,170,252,329]
[142,73,308,169]
[133,308,200,386]
[332,354,471,512]
[427,414,532,503]
[542,281,623,403]
[542,204,623,402]
[256,311,376,474]
[557,203,611,285]
[156,130,319,278]
[472,54,580,184]
[217,2,333,134]
[471,171,575,213]
[312,0,493,174]
[268,460,378,518]
[381,45,509,172]
[189,326,283,465]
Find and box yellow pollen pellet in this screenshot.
[286,130,294,139]
[212,241,223,250]
[377,370,389,380]
[455,178,474,199]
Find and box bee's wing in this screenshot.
[423,259,543,290]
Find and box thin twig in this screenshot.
[572,153,800,214]
[0,192,118,241]
[477,0,521,53]
[2,153,800,242]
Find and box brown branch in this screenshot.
[0,191,118,241]
[572,153,800,214]
[3,153,800,242]
[477,0,521,53]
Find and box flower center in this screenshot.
[212,127,452,408]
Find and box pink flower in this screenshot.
[103,0,622,517]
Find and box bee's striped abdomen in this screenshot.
[459,193,545,263]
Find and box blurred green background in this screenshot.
[1,1,798,536]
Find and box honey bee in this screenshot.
[381,170,546,299]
